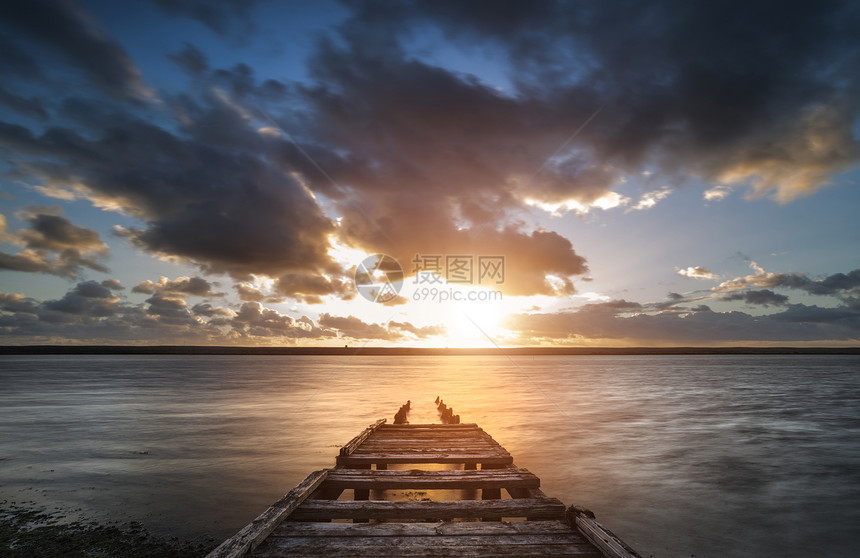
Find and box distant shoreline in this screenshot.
[1,345,859,355]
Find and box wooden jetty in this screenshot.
[207,400,640,558]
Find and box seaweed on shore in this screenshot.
[0,506,217,558]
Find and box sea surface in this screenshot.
[1,354,859,557]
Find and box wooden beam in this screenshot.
[289,497,566,521]
[324,468,540,490]
[205,469,328,558]
[271,520,579,537]
[378,423,480,429]
[339,418,386,456]
[337,453,513,467]
[253,539,601,557]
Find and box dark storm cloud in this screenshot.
[153,0,258,37]
[0,37,43,80]
[0,97,338,279]
[0,208,109,277]
[0,87,48,120]
[275,273,355,304]
[0,0,150,99]
[296,31,593,293]
[722,289,790,307]
[341,0,860,202]
[3,0,857,312]
[167,43,209,76]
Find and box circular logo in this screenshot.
[354,254,404,304]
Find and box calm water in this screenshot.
[1,354,859,557]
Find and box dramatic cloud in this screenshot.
[0,86,48,120]
[722,289,790,307]
[153,0,259,37]
[168,43,209,76]
[43,280,121,317]
[1,0,858,348]
[232,302,334,339]
[0,0,151,99]
[0,93,339,280]
[0,208,109,277]
[718,262,860,297]
[235,283,268,302]
[275,273,355,304]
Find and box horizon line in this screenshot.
[1,345,859,355]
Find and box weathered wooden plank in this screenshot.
[337,454,514,467]
[271,520,579,538]
[367,438,497,445]
[350,448,510,456]
[360,437,497,444]
[340,419,386,456]
[261,534,596,548]
[372,427,487,434]
[252,541,602,557]
[361,436,498,443]
[353,443,505,455]
[289,497,566,521]
[570,507,643,558]
[372,430,488,437]
[205,469,328,558]
[324,468,539,490]
[376,424,481,430]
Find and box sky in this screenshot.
[0,0,859,347]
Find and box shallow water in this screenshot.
[1,354,858,557]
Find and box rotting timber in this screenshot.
[207,399,641,558]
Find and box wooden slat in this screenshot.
[271,520,578,537]
[255,535,599,552]
[571,508,643,558]
[339,419,386,456]
[372,428,487,435]
[357,445,500,452]
[337,453,513,467]
[361,436,498,444]
[253,540,601,557]
[350,448,509,456]
[376,424,481,430]
[289,497,566,521]
[205,469,328,558]
[324,468,540,490]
